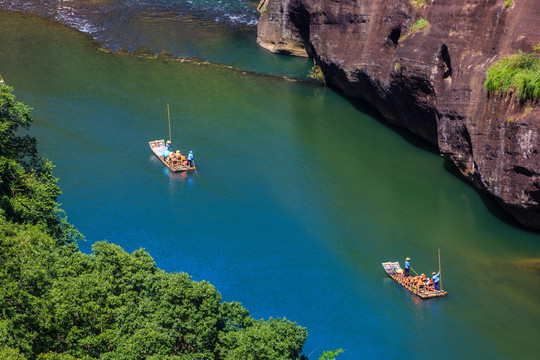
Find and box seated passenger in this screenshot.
[162,149,171,160]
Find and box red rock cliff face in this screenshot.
[257,0,540,230]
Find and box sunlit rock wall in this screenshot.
[257,0,540,229]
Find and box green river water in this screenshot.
[0,10,539,360]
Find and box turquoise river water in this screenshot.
[0,9,539,360]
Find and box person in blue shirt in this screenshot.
[162,141,172,161]
[187,150,194,167]
[432,271,440,290]
[404,257,410,276]
[162,149,171,161]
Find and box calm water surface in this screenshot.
[0,10,539,360]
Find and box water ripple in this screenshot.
[0,0,259,32]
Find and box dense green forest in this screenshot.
[0,85,308,359]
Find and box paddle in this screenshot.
[192,160,200,178]
[438,248,443,291]
[167,103,172,144]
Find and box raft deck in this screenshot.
[149,139,196,172]
[382,261,447,299]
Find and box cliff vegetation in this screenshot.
[485,46,540,101]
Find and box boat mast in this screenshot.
[438,248,443,291]
[167,103,172,144]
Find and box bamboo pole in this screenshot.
[167,103,172,144]
[438,248,443,291]
[192,160,200,178]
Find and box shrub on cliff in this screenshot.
[409,18,429,33]
[485,49,540,101]
[399,18,429,41]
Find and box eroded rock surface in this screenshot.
[257,0,540,229]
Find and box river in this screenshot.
[0,5,539,360]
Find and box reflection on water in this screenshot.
[148,154,195,196]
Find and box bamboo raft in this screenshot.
[149,139,196,172]
[382,261,447,299]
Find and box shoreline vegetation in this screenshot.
[96,46,309,84]
[0,85,310,359]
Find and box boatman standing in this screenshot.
[404,257,411,276]
[187,150,194,167]
[166,140,172,151]
[432,271,440,291]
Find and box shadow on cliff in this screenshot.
[443,160,540,234]
[334,86,439,154]
[332,86,540,234]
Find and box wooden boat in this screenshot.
[149,104,196,173]
[149,139,196,172]
[382,261,447,299]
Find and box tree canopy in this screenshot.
[0,86,308,359]
[0,86,79,243]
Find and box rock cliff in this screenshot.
[257,0,540,230]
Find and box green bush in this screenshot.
[411,0,427,7]
[307,65,326,85]
[485,50,540,101]
[399,18,429,41]
[504,0,514,8]
[0,347,27,360]
[319,348,343,360]
[410,18,429,33]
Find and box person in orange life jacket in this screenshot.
[187,150,194,167]
[404,257,411,276]
[432,271,440,290]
